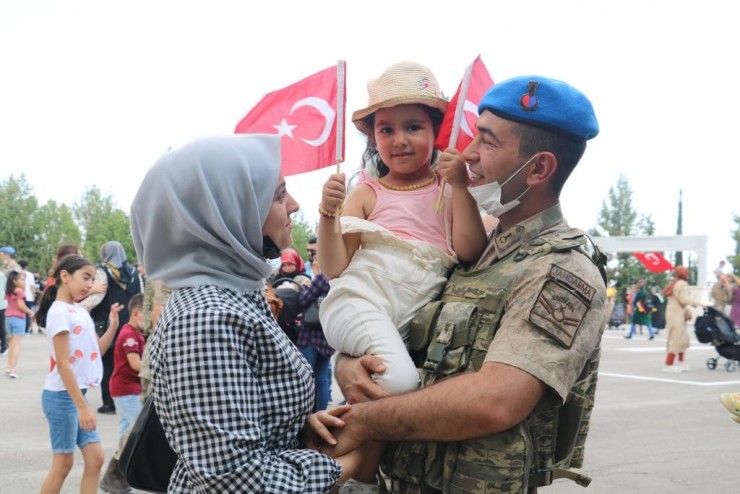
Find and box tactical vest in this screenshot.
[382,228,607,493]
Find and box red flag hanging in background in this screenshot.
[235,62,346,176]
[435,55,494,152]
[633,252,674,273]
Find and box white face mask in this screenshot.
[468,154,536,217]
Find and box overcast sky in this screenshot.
[1,0,737,281]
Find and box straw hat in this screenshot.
[352,61,448,134]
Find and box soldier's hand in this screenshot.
[334,354,391,404]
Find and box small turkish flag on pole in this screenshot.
[435,55,494,152]
[633,252,675,273]
[235,62,346,176]
[434,56,494,211]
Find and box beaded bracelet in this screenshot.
[318,205,337,218]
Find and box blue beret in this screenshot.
[0,246,16,255]
[478,75,598,141]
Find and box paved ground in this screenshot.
[2,325,739,493]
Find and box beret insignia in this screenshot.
[520,81,540,112]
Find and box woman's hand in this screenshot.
[303,404,351,452]
[320,174,346,214]
[78,404,97,432]
[108,302,124,329]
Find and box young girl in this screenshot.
[35,255,122,494]
[318,61,486,492]
[4,270,35,378]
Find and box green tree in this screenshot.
[73,187,136,262]
[30,201,82,275]
[0,174,41,269]
[289,211,316,260]
[592,174,668,300]
[729,213,740,275]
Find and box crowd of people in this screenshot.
[2,61,739,494]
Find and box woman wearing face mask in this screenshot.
[130,134,366,493]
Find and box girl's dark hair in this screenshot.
[35,255,94,328]
[359,105,444,178]
[5,271,20,296]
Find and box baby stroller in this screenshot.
[608,302,626,329]
[272,277,304,345]
[695,306,740,372]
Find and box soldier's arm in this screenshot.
[328,361,545,456]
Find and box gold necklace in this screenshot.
[377,175,436,191]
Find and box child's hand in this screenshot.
[320,174,346,214]
[437,148,470,190]
[108,303,124,330]
[79,404,97,431]
[303,404,350,452]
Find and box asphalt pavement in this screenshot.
[1,325,739,493]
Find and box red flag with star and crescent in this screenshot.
[234,62,346,176]
[435,55,494,152]
[633,252,674,273]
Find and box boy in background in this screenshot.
[100,293,145,494]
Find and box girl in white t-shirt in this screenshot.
[34,254,122,494]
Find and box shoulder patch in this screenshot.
[529,279,588,348]
[548,265,596,303]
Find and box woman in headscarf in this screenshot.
[277,248,306,280]
[662,266,703,373]
[130,134,364,493]
[85,240,144,416]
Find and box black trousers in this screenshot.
[100,347,115,408]
[0,309,7,352]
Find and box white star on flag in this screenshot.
[273,118,296,137]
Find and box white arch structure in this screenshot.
[592,235,709,286]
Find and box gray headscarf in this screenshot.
[100,241,127,269]
[130,134,281,292]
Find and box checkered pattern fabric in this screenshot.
[149,285,341,492]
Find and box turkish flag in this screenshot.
[435,55,494,152]
[235,63,346,176]
[633,252,674,273]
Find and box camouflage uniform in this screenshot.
[139,279,172,401]
[384,204,607,493]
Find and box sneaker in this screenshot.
[662,365,682,373]
[678,363,692,372]
[720,392,740,418]
[0,349,7,356]
[4,368,10,374]
[8,369,17,379]
[97,405,116,415]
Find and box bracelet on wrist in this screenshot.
[318,205,337,218]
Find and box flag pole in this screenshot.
[334,60,346,233]
[435,55,477,212]
[336,60,346,175]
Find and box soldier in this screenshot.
[710,272,732,314]
[330,75,607,493]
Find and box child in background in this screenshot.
[35,255,122,494]
[5,270,35,378]
[100,293,146,493]
[318,61,486,493]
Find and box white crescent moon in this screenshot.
[644,253,660,265]
[290,97,335,146]
[461,100,479,138]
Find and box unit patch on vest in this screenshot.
[529,265,594,348]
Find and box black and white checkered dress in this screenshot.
[149,285,341,493]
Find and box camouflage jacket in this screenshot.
[383,205,607,493]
